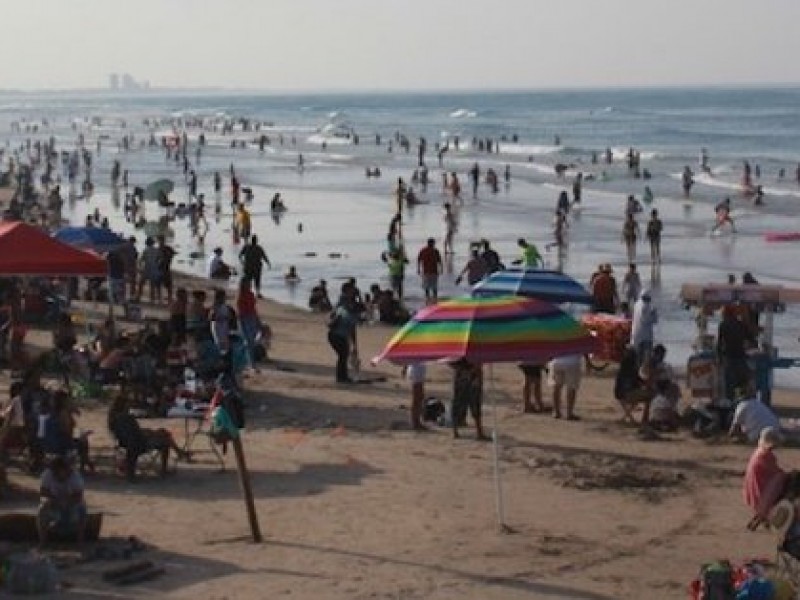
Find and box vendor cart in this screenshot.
[680,283,800,404]
[581,313,631,372]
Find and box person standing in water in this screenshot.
[646,209,663,264]
[682,166,694,198]
[621,213,640,262]
[443,203,457,255]
[711,197,736,234]
[515,238,543,268]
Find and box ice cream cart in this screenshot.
[680,283,800,405]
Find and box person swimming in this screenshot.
[711,197,736,234]
[285,265,300,282]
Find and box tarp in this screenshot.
[0,221,107,276]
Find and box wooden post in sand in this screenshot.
[231,436,262,543]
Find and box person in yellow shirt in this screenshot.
[235,204,252,240]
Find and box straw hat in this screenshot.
[769,499,795,539]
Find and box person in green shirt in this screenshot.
[515,238,543,268]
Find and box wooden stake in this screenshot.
[231,436,262,543]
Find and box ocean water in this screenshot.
[2,87,800,386]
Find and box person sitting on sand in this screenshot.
[208,248,234,280]
[377,290,409,325]
[37,455,87,546]
[728,390,781,444]
[614,347,652,425]
[743,427,800,530]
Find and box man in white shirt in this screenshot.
[729,397,781,443]
[208,248,232,280]
[630,290,657,364]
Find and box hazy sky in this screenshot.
[3,0,800,91]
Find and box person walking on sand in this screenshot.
[549,354,582,420]
[621,213,640,262]
[622,263,642,313]
[417,238,443,304]
[646,209,663,264]
[443,203,457,255]
[239,235,271,298]
[327,284,359,384]
[455,248,487,287]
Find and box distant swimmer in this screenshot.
[643,186,654,204]
[700,148,711,174]
[711,197,736,234]
[742,160,753,190]
[285,265,300,283]
[752,185,765,206]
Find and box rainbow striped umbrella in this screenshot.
[373,295,596,365]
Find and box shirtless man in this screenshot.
[443,203,457,255]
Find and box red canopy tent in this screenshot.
[0,221,107,276]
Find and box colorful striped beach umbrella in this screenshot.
[471,268,593,305]
[373,294,596,365]
[373,294,596,531]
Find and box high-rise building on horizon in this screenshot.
[108,73,119,90]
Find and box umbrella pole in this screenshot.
[489,364,507,531]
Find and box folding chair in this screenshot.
[769,500,800,588]
[109,413,172,480]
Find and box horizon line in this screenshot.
[1,81,800,96]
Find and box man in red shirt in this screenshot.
[591,264,618,314]
[417,238,443,304]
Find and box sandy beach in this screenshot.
[2,271,797,599]
[3,88,800,598]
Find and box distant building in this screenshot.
[121,73,137,90]
[108,73,119,90]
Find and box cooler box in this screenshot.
[687,352,718,399]
[580,314,631,362]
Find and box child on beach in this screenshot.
[711,198,736,234]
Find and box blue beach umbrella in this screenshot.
[471,268,593,305]
[55,227,125,253]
